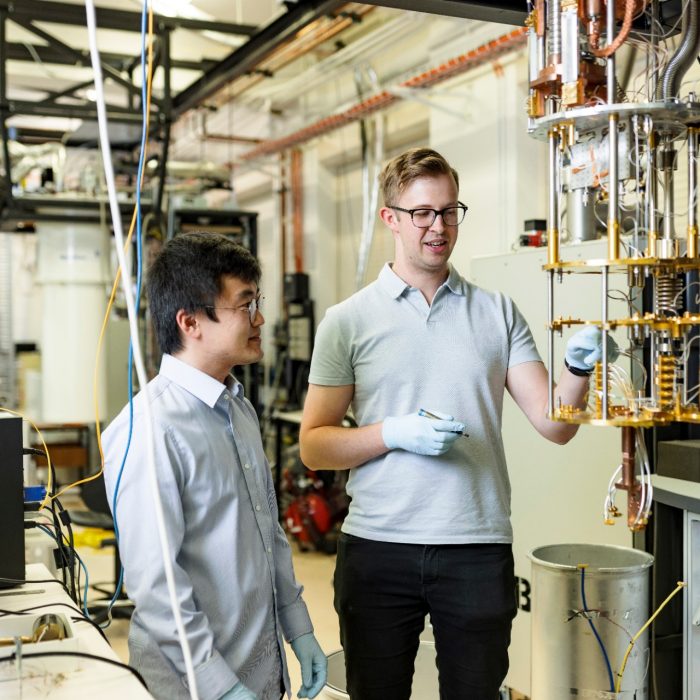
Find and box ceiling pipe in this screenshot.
[209,5,376,110]
[239,26,527,161]
[173,0,346,118]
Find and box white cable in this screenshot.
[604,463,623,522]
[83,3,199,698]
[635,429,653,525]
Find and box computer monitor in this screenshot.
[0,416,25,587]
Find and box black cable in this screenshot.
[0,650,147,689]
[0,576,71,599]
[0,603,108,643]
[54,496,77,603]
[47,462,69,594]
[48,505,73,601]
[46,462,77,602]
[34,524,91,621]
[23,447,47,457]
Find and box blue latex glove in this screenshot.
[382,410,465,456]
[290,633,327,699]
[219,681,257,700]
[565,326,620,372]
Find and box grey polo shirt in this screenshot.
[309,263,542,544]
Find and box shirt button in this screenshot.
[267,547,272,553]
[255,504,261,511]
[244,463,251,470]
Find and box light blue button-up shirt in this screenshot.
[103,354,313,700]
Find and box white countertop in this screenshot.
[0,564,153,699]
[652,474,700,513]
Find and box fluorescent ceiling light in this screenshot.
[151,0,201,19]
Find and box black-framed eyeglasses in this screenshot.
[205,292,263,323]
[390,202,468,228]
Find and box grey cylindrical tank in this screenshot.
[529,543,653,700]
[568,187,598,242]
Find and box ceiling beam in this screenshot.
[11,16,165,109]
[367,0,526,25]
[8,126,66,143]
[9,99,146,124]
[0,0,258,36]
[39,77,95,105]
[173,0,346,118]
[6,42,217,72]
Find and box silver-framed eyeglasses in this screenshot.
[390,201,468,228]
[205,292,263,323]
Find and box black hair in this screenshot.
[147,231,261,355]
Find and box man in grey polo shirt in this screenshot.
[299,148,616,699]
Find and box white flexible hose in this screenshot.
[83,2,199,697]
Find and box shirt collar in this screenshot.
[159,354,242,408]
[444,264,467,296]
[378,262,466,298]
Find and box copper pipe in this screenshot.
[590,0,636,57]
[202,133,263,144]
[279,152,288,313]
[619,426,643,529]
[241,27,527,161]
[621,426,635,487]
[291,148,304,273]
[212,4,375,109]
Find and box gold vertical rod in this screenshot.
[548,129,560,265]
[688,126,698,258]
[608,112,620,260]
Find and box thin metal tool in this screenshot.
[418,408,469,437]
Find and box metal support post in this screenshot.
[0,9,13,213]
[155,27,172,225]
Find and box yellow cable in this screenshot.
[614,580,686,693]
[0,407,53,509]
[50,4,156,502]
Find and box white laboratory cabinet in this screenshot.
[651,474,700,699]
[470,240,633,697]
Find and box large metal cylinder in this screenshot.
[36,221,109,423]
[568,187,598,242]
[529,543,653,699]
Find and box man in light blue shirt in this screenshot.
[103,232,326,700]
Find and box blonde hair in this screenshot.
[379,147,459,206]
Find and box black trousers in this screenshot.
[333,535,517,700]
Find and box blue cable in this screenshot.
[105,0,149,623]
[580,566,615,692]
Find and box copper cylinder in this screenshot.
[621,427,635,488]
[619,427,644,529]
